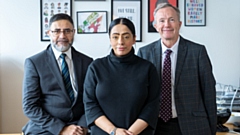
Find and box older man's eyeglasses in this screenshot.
[50,29,74,36]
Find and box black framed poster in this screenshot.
[111,0,142,42]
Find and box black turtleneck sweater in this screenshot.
[84,48,160,135]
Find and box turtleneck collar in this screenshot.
[109,48,136,63]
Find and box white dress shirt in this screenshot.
[51,45,77,98]
[161,36,180,118]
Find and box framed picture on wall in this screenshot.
[111,0,142,42]
[184,0,206,26]
[40,0,72,41]
[76,11,108,34]
[148,0,178,32]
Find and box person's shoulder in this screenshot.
[89,56,108,67]
[72,47,93,61]
[136,56,155,67]
[181,36,205,48]
[26,48,47,61]
[135,56,158,73]
[144,40,159,47]
[139,40,160,50]
[78,52,92,59]
[94,56,108,63]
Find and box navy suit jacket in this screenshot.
[137,36,217,135]
[22,45,93,135]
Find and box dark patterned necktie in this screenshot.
[160,49,172,122]
[60,54,74,103]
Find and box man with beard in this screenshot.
[22,13,93,135]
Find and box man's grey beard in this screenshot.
[51,40,73,52]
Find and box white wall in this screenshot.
[0,0,239,133]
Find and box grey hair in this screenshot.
[152,3,180,26]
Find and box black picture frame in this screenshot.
[111,0,142,42]
[184,0,206,26]
[40,0,72,41]
[148,0,178,32]
[76,11,108,34]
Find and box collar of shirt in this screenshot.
[51,44,77,98]
[51,45,72,60]
[161,36,180,56]
[160,36,180,118]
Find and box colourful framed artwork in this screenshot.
[76,11,108,34]
[185,0,206,26]
[40,0,72,41]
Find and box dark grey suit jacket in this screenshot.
[22,45,93,135]
[137,36,217,135]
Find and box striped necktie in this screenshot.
[160,49,172,122]
[60,53,74,103]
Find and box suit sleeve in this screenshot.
[22,58,65,134]
[78,114,87,127]
[198,46,217,135]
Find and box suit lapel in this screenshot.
[153,39,162,77]
[45,45,70,100]
[71,47,83,104]
[175,37,187,87]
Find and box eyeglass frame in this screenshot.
[50,28,75,36]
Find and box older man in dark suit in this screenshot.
[22,13,93,135]
[138,3,217,135]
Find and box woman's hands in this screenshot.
[115,128,137,135]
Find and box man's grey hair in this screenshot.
[152,3,181,25]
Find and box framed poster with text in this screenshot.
[185,0,206,26]
[111,0,142,42]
